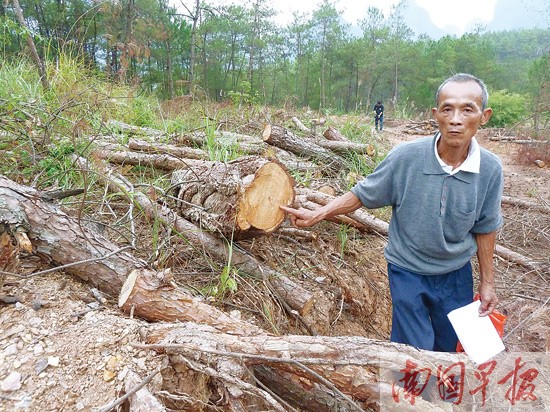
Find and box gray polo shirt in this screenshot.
[351,134,503,275]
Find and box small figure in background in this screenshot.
[373,100,384,131]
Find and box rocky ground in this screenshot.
[0,119,548,411]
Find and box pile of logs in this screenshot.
[403,119,438,135]
[1,116,548,411]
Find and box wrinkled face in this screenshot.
[432,81,492,147]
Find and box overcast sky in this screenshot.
[170,0,547,38]
[271,0,497,34]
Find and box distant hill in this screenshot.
[403,0,549,39]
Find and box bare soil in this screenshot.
[0,120,548,411]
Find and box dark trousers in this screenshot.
[375,114,383,131]
[388,262,473,352]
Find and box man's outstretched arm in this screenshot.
[280,191,363,228]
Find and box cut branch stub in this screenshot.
[171,156,294,238]
[119,268,264,336]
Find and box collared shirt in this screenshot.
[351,134,503,275]
[434,132,480,175]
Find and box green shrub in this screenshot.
[487,90,528,128]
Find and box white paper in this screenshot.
[447,301,505,364]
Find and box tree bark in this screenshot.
[171,156,295,238]
[93,148,206,171]
[124,370,166,412]
[322,125,348,142]
[11,0,50,91]
[262,124,345,172]
[119,268,264,336]
[314,139,376,160]
[140,322,465,411]
[291,116,311,134]
[296,188,389,236]
[501,195,550,214]
[128,138,208,160]
[0,176,141,297]
[252,365,360,412]
[76,157,315,316]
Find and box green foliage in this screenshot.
[343,151,380,190]
[202,117,244,162]
[339,120,371,143]
[227,81,260,107]
[0,59,42,103]
[1,0,547,115]
[337,224,351,257]
[392,98,418,120]
[0,54,171,186]
[487,90,529,128]
[126,94,162,128]
[289,169,315,188]
[202,238,239,299]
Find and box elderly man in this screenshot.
[281,73,503,352]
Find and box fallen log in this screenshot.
[495,245,549,274]
[262,124,345,172]
[95,140,321,176]
[140,322,471,411]
[297,188,389,236]
[0,175,142,297]
[501,195,550,214]
[107,119,169,139]
[314,139,376,157]
[76,156,315,317]
[178,130,265,148]
[128,138,208,160]
[252,365,360,412]
[291,116,311,134]
[171,155,295,238]
[93,148,206,170]
[322,125,348,142]
[119,268,263,335]
[0,175,271,333]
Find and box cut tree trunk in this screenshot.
[140,322,468,411]
[76,156,315,317]
[291,116,311,134]
[314,139,376,161]
[0,176,268,333]
[262,124,345,172]
[0,176,142,297]
[128,138,208,160]
[171,155,295,238]
[94,139,321,176]
[119,268,264,336]
[322,126,348,142]
[93,148,206,171]
[0,172,311,325]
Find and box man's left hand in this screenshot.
[478,280,498,316]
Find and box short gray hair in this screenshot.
[435,73,489,110]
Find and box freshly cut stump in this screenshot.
[171,156,294,238]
